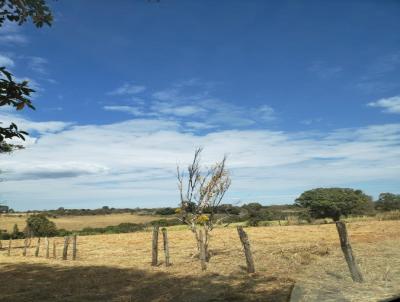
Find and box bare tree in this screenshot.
[177,148,231,262]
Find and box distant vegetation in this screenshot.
[1,189,399,240]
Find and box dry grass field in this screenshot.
[0,213,167,232]
[0,220,399,302]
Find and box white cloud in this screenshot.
[1,111,399,210]
[103,105,145,116]
[152,102,206,117]
[105,83,276,128]
[368,96,400,114]
[0,53,14,67]
[0,111,71,135]
[27,56,48,74]
[108,83,146,95]
[308,61,343,79]
[0,22,28,44]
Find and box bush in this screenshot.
[246,216,262,227]
[155,207,176,215]
[25,214,58,237]
[375,193,400,211]
[149,218,183,227]
[11,224,24,239]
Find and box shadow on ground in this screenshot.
[0,262,293,302]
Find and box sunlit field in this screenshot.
[0,220,399,302]
[0,213,169,232]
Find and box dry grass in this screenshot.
[0,213,167,232]
[0,220,399,301]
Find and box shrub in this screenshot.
[25,214,58,237]
[155,207,176,215]
[375,193,400,211]
[11,224,24,239]
[149,218,182,227]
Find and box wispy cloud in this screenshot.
[108,83,146,96]
[1,111,399,209]
[368,96,400,114]
[0,53,14,67]
[105,82,276,129]
[356,51,400,94]
[308,61,343,79]
[0,22,28,45]
[103,105,146,116]
[26,56,48,74]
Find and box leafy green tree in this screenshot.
[11,223,24,239]
[0,0,53,153]
[375,193,400,211]
[295,188,374,221]
[25,214,57,237]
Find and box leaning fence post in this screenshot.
[62,236,70,260]
[35,237,41,257]
[237,226,255,273]
[72,234,77,260]
[22,238,28,256]
[7,239,12,256]
[151,225,159,266]
[335,221,364,282]
[53,240,56,258]
[45,237,50,258]
[161,228,170,267]
[199,230,207,271]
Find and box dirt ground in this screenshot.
[0,220,399,302]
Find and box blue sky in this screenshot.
[0,0,400,210]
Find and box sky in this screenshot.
[0,0,400,210]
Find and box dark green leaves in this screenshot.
[0,0,53,28]
[295,188,374,221]
[0,67,35,152]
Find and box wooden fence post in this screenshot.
[72,235,77,260]
[161,228,170,267]
[53,240,56,258]
[199,230,207,271]
[62,236,70,260]
[151,226,159,266]
[335,221,364,282]
[22,238,28,256]
[7,239,12,256]
[35,237,41,257]
[45,237,50,258]
[237,226,255,273]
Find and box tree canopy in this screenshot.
[375,193,400,211]
[0,0,53,153]
[25,213,57,237]
[295,187,374,221]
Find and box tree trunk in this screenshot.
[62,236,69,260]
[151,225,159,266]
[335,221,364,282]
[237,226,255,273]
[161,228,170,267]
[22,238,27,256]
[53,240,56,258]
[45,237,50,258]
[72,234,77,260]
[35,237,40,257]
[7,239,12,256]
[199,230,207,271]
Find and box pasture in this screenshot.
[0,213,167,232]
[0,220,399,301]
